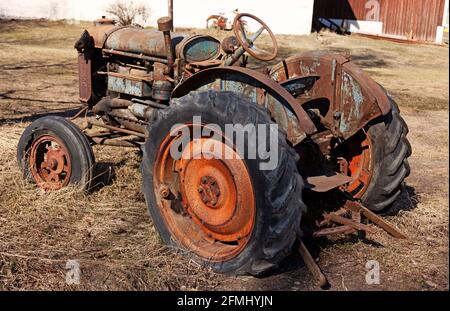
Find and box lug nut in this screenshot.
[49,158,58,170]
[160,186,171,199]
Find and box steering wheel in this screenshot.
[233,13,278,61]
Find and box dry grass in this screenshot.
[0,19,448,291]
[0,126,223,290]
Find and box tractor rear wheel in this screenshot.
[141,90,306,275]
[17,116,95,191]
[338,97,411,213]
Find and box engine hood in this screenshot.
[86,25,221,62]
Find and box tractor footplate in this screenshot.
[305,172,353,193]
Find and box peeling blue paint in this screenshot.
[107,76,152,97]
[190,75,305,144]
[183,38,221,62]
[340,72,365,134]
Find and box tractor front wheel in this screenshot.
[17,116,95,191]
[141,90,306,275]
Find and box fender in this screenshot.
[172,66,317,145]
[270,51,391,139]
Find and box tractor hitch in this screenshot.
[299,193,407,288]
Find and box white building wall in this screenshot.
[0,0,315,35]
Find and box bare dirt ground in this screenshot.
[0,20,448,291]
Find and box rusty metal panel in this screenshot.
[104,28,187,58]
[77,53,92,103]
[313,0,446,42]
[86,24,122,48]
[172,67,319,144]
[339,69,382,135]
[269,51,389,140]
[188,77,308,145]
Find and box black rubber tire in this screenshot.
[141,90,306,276]
[361,96,412,212]
[17,116,95,191]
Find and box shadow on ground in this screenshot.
[89,158,131,193]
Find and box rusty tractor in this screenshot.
[17,4,411,280]
[206,9,240,31]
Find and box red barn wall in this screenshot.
[313,0,447,43]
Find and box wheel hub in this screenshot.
[197,176,221,208]
[178,139,253,242]
[29,135,71,190]
[154,126,256,261]
[340,130,373,197]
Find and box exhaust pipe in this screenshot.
[158,0,174,76]
[168,0,173,21]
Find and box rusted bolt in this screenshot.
[201,177,207,184]
[49,158,58,170]
[198,187,203,193]
[160,185,171,199]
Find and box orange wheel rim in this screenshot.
[29,135,72,191]
[345,130,373,197]
[153,124,256,262]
